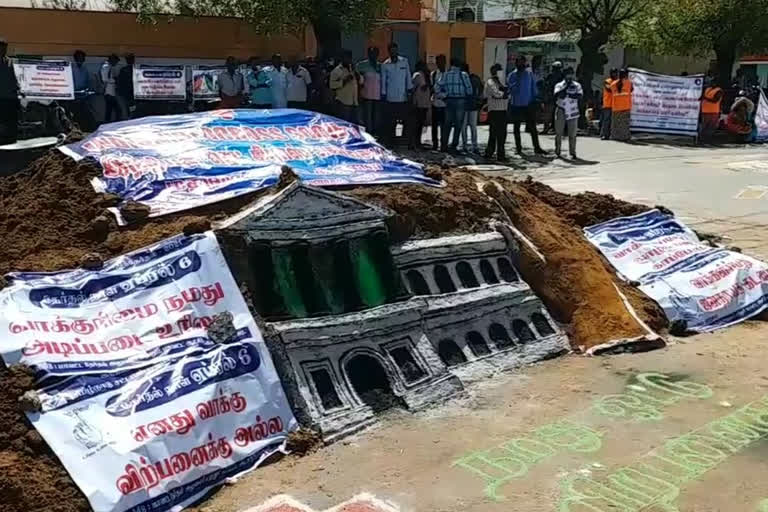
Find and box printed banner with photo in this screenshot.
[133,65,187,101]
[629,68,704,136]
[13,59,75,101]
[60,109,436,224]
[192,67,225,100]
[585,210,768,332]
[0,232,297,512]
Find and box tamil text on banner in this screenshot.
[133,65,187,101]
[59,109,437,224]
[14,59,75,100]
[755,89,768,142]
[0,232,297,512]
[584,210,768,332]
[193,67,225,100]
[629,69,703,136]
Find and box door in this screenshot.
[393,29,419,68]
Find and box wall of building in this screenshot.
[419,21,485,73]
[0,7,312,59]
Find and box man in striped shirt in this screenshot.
[435,57,472,152]
[484,63,509,162]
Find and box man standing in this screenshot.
[484,63,509,162]
[0,38,20,144]
[264,54,289,108]
[100,53,121,122]
[381,42,413,145]
[218,56,244,108]
[542,61,563,134]
[430,54,447,150]
[330,50,359,122]
[287,60,312,109]
[601,68,618,140]
[435,57,472,152]
[72,50,90,92]
[554,67,583,159]
[461,62,483,153]
[357,47,381,134]
[116,53,135,119]
[247,57,272,108]
[700,75,724,144]
[507,55,545,155]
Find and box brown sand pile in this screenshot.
[483,178,661,349]
[0,364,90,512]
[519,177,652,227]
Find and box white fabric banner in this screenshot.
[0,232,296,512]
[585,210,768,332]
[192,68,225,100]
[133,66,187,101]
[14,59,75,100]
[629,68,703,136]
[755,89,768,142]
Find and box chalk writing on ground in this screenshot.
[452,372,714,501]
[558,395,768,512]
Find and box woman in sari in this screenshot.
[610,69,633,141]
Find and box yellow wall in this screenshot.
[0,7,311,59]
[419,21,485,73]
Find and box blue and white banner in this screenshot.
[585,210,768,332]
[13,59,75,100]
[59,109,435,224]
[629,69,703,136]
[755,89,768,142]
[0,232,296,512]
[133,65,187,101]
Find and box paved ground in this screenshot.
[199,133,768,512]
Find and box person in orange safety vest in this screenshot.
[699,75,724,143]
[600,68,619,140]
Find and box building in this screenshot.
[215,182,569,440]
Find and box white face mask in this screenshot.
[496,70,504,80]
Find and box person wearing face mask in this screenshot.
[507,55,545,155]
[553,67,583,159]
[484,63,509,162]
[218,56,245,108]
[610,68,633,141]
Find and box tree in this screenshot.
[496,0,649,104]
[111,0,390,58]
[625,0,768,87]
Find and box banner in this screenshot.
[133,65,187,101]
[60,109,436,224]
[755,89,768,142]
[193,67,225,100]
[13,59,75,100]
[629,69,703,136]
[585,210,768,332]
[0,232,296,512]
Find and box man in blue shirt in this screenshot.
[507,55,545,155]
[72,50,90,92]
[435,57,472,152]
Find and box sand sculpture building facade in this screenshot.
[218,183,569,439]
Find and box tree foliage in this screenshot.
[625,0,768,85]
[111,0,389,56]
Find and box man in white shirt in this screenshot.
[100,53,121,122]
[218,56,245,108]
[430,54,446,150]
[287,61,312,109]
[264,53,289,109]
[380,42,413,145]
[553,67,583,159]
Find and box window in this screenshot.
[310,369,343,410]
[450,37,467,63]
[437,339,467,367]
[406,269,431,295]
[489,323,514,348]
[512,320,536,343]
[531,313,556,337]
[389,346,427,383]
[480,259,499,284]
[497,257,519,282]
[434,264,458,294]
[466,331,491,357]
[456,261,480,289]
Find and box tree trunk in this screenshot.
[577,34,609,126]
[714,44,736,89]
[311,17,342,60]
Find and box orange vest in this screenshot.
[602,78,613,109]
[611,80,633,112]
[701,86,723,114]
